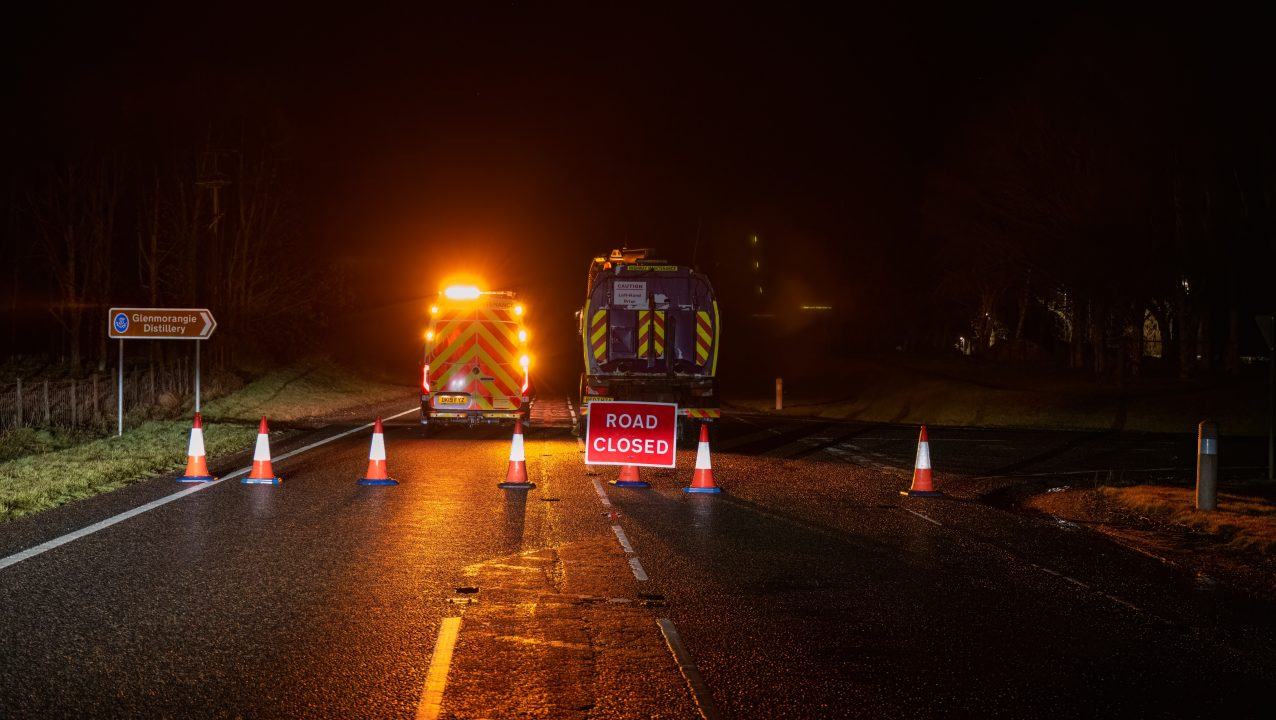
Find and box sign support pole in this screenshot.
[117,339,124,436]
[195,340,201,412]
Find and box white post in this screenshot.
[195,340,201,412]
[117,339,124,436]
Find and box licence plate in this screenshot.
[436,395,469,406]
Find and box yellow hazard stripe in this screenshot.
[637,310,650,356]
[711,301,720,375]
[684,408,721,419]
[695,310,712,364]
[653,311,665,355]
[590,308,608,361]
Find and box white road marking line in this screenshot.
[657,618,722,720]
[416,616,462,720]
[901,506,1160,620]
[903,508,942,526]
[628,556,649,581]
[0,406,420,573]
[612,524,635,554]
[591,478,612,507]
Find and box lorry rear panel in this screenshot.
[578,253,720,425]
[422,293,530,425]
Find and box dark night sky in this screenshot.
[5,3,1274,368]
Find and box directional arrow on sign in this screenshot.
[198,309,217,339]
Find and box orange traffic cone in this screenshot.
[177,412,215,483]
[684,424,722,494]
[611,463,650,489]
[901,425,941,497]
[498,420,535,489]
[358,418,398,486]
[243,416,281,485]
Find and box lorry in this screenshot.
[577,249,720,441]
[420,285,533,429]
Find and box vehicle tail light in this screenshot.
[421,364,430,393]
[585,385,608,396]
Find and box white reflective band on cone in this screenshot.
[188,429,206,457]
[695,442,711,469]
[253,433,271,461]
[510,433,525,462]
[1201,438,1217,455]
[370,432,386,461]
[915,442,931,470]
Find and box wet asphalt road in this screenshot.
[1,397,1274,718]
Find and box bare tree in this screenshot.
[29,159,120,371]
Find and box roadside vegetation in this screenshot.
[729,356,1265,434]
[201,361,409,423]
[0,360,410,523]
[1099,485,1276,555]
[0,420,256,522]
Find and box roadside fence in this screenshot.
[0,359,198,431]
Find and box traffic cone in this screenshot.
[498,420,535,489]
[901,425,941,497]
[684,424,721,494]
[242,416,281,485]
[358,418,398,486]
[611,463,650,489]
[177,412,215,483]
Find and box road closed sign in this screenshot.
[585,401,677,467]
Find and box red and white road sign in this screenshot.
[584,401,677,468]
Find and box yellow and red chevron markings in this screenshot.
[590,308,608,362]
[429,307,523,409]
[695,310,712,365]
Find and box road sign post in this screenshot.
[584,401,678,468]
[108,308,217,435]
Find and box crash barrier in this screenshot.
[243,416,282,485]
[901,425,941,497]
[178,412,215,483]
[1196,420,1218,511]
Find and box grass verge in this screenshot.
[728,357,1264,434]
[0,420,256,523]
[202,361,409,423]
[1099,485,1276,555]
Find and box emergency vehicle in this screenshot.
[577,249,720,441]
[420,285,532,428]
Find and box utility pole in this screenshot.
[196,148,229,373]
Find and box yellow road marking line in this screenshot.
[416,616,462,720]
